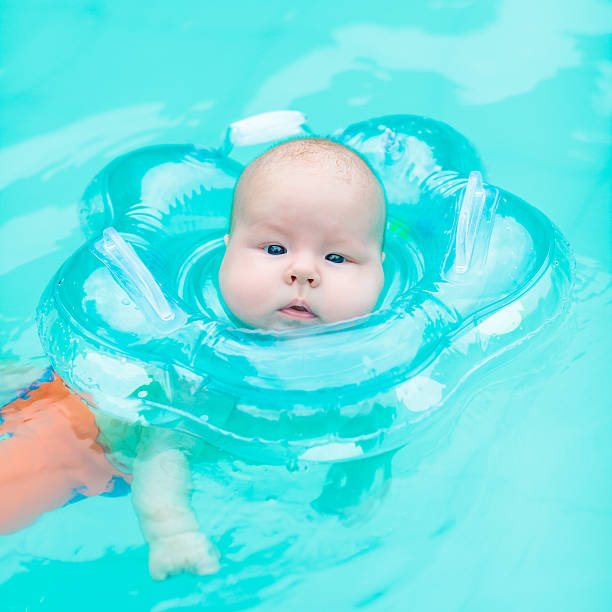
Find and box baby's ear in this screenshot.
[223,234,229,247]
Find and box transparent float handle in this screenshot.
[91,227,186,333]
[454,171,500,274]
[223,110,311,152]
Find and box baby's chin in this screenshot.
[265,316,324,331]
[230,312,324,331]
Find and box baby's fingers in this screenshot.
[148,532,220,580]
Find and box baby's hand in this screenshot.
[148,531,220,581]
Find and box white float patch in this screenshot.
[395,375,445,412]
[477,301,525,337]
[72,351,150,422]
[300,442,364,462]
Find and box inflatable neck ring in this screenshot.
[37,112,573,464]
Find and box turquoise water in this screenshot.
[1,1,611,610]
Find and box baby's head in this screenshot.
[219,138,386,330]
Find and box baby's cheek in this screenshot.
[325,269,381,321]
[219,257,247,313]
[220,257,274,321]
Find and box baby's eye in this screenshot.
[325,253,346,264]
[265,244,287,255]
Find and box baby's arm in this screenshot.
[131,428,220,580]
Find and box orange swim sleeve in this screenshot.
[0,372,128,534]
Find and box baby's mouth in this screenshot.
[278,300,317,321]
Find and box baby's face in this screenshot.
[219,163,385,330]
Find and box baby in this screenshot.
[0,138,387,580]
[220,137,386,329]
[121,137,388,580]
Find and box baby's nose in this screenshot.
[285,262,320,288]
